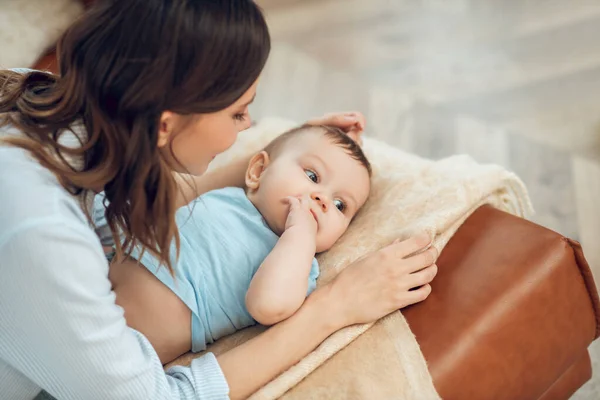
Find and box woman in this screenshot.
[0,1,438,399]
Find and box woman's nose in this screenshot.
[311,193,329,212]
[238,116,253,133]
[243,113,254,131]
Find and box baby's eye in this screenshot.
[334,199,346,212]
[304,169,318,183]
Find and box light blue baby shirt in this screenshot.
[95,187,320,352]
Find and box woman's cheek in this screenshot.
[219,126,238,153]
[227,129,239,149]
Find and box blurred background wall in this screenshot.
[252,0,600,274]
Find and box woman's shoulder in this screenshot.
[0,136,92,245]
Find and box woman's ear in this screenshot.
[245,151,270,190]
[158,111,175,148]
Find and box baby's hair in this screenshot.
[263,124,372,176]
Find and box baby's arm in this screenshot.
[246,196,317,326]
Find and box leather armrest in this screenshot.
[403,205,600,399]
[32,53,59,75]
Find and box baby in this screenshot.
[96,124,372,363]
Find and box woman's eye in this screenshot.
[304,169,318,183]
[334,199,346,212]
[233,113,246,122]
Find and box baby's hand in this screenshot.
[284,195,318,237]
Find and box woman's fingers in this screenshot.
[403,247,438,272]
[345,128,363,146]
[306,111,366,133]
[406,264,438,289]
[404,284,432,306]
[383,233,432,261]
[346,111,366,131]
[307,112,355,127]
[325,233,439,327]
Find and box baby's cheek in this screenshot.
[333,219,352,241]
[316,229,340,252]
[271,198,288,235]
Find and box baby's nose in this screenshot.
[311,193,329,212]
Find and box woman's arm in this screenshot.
[219,234,439,400]
[1,220,436,400]
[222,287,337,399]
[1,221,228,400]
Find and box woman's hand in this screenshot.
[324,233,438,329]
[306,111,366,145]
[219,233,437,400]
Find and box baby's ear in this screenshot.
[245,151,270,190]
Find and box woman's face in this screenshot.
[158,79,259,175]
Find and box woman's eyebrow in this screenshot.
[239,94,256,108]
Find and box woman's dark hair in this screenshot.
[0,0,270,273]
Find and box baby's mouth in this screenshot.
[309,209,318,223]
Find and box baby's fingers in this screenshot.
[299,194,313,208]
[285,196,301,209]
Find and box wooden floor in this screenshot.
[253,1,600,398]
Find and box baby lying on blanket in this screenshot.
[95,125,371,363]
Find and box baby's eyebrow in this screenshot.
[305,154,330,176]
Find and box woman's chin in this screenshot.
[180,161,211,176]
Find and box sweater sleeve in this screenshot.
[0,218,229,400]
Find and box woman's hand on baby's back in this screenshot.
[323,234,438,329]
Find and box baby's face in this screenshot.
[250,130,371,253]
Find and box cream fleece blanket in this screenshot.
[0,0,83,69]
[167,117,533,399]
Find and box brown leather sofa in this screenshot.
[404,205,599,399]
[32,4,600,398]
